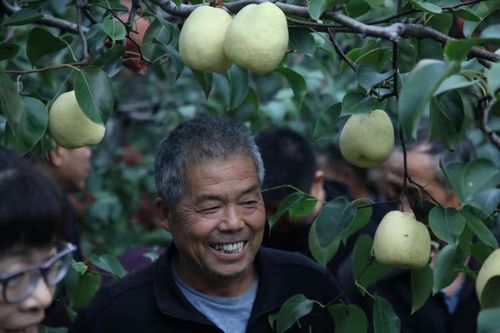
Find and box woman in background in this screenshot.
[0,147,75,333]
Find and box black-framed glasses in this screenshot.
[0,242,76,304]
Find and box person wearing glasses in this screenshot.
[0,147,76,333]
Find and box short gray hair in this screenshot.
[154,116,265,209]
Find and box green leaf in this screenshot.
[429,92,465,149]
[309,0,337,20]
[487,62,500,98]
[0,43,19,61]
[192,69,213,99]
[444,40,473,62]
[351,235,390,290]
[273,294,314,333]
[9,97,48,154]
[103,15,127,41]
[341,92,376,115]
[0,71,22,129]
[39,326,68,333]
[26,28,72,64]
[342,198,373,243]
[463,159,500,202]
[434,75,477,96]
[3,8,43,26]
[463,1,500,37]
[462,210,499,249]
[357,65,394,92]
[275,67,308,107]
[89,254,127,279]
[268,191,316,230]
[74,65,114,123]
[345,0,371,17]
[329,303,368,333]
[67,270,101,308]
[411,265,433,314]
[399,59,459,140]
[373,295,401,333]
[315,197,356,247]
[410,0,442,13]
[432,244,467,293]
[228,65,249,111]
[477,307,500,333]
[470,243,494,264]
[288,28,316,57]
[428,207,465,244]
[453,8,482,22]
[313,103,341,142]
[289,198,318,218]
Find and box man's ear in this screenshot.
[310,170,326,202]
[48,146,64,167]
[156,197,173,231]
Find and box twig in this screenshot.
[4,62,86,74]
[327,28,357,72]
[478,98,500,150]
[76,1,90,63]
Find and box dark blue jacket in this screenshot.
[69,244,339,332]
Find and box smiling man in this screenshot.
[70,117,340,333]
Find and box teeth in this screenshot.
[211,241,244,254]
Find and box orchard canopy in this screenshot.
[0,0,499,332]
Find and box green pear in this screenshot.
[49,91,106,148]
[223,2,288,74]
[372,211,431,270]
[476,248,500,308]
[339,109,394,168]
[179,6,232,73]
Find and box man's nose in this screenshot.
[219,205,245,231]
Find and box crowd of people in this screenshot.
[0,116,486,333]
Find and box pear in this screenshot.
[475,248,500,308]
[224,2,288,74]
[372,211,431,270]
[179,6,232,73]
[339,109,394,168]
[49,91,106,149]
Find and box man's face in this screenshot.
[0,247,56,333]
[54,146,92,192]
[163,154,266,292]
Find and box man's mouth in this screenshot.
[210,241,246,254]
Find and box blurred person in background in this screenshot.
[255,126,358,274]
[0,147,76,333]
[357,120,480,333]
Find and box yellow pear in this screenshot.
[179,6,232,73]
[49,91,106,148]
[223,2,288,74]
[372,211,431,270]
[475,248,500,308]
[339,109,394,168]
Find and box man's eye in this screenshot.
[200,206,219,213]
[242,200,258,206]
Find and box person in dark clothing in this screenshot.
[70,117,340,332]
[255,126,380,275]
